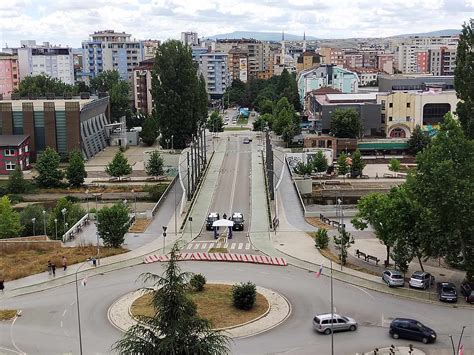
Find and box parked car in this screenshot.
[460,282,474,303]
[382,270,405,287]
[437,282,458,302]
[312,314,357,335]
[243,137,250,144]
[409,271,435,289]
[206,212,220,231]
[389,318,436,344]
[231,212,244,231]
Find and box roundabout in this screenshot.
[108,281,291,338]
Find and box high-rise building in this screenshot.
[227,48,248,82]
[3,41,74,85]
[0,53,19,97]
[198,52,230,99]
[181,32,199,46]
[81,30,142,82]
[133,58,154,115]
[142,40,160,60]
[319,47,345,66]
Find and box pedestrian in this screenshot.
[0,279,4,293]
[51,262,56,277]
[61,256,67,271]
[47,261,52,275]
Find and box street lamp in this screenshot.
[131,189,137,217]
[54,218,58,240]
[171,135,174,151]
[189,216,193,240]
[61,208,67,237]
[75,259,91,355]
[165,138,170,150]
[92,193,102,217]
[42,210,46,236]
[85,189,89,214]
[31,217,36,236]
[162,226,167,253]
[337,197,345,271]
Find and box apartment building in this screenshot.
[142,40,160,60]
[3,41,74,85]
[227,48,248,82]
[0,54,19,97]
[429,47,457,76]
[133,58,154,115]
[319,47,345,66]
[296,51,322,73]
[378,74,454,92]
[349,67,381,87]
[198,52,230,99]
[377,53,395,74]
[81,30,142,82]
[214,39,263,79]
[0,135,31,175]
[181,32,199,46]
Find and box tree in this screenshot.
[16,74,75,97]
[314,228,329,249]
[19,204,46,237]
[0,196,23,238]
[336,153,349,177]
[333,228,354,265]
[47,197,86,239]
[273,107,293,136]
[253,115,268,131]
[35,147,64,188]
[454,19,474,139]
[207,111,224,132]
[311,151,328,173]
[232,282,257,310]
[91,70,131,121]
[350,149,365,177]
[258,99,274,115]
[197,73,209,126]
[330,108,362,138]
[113,242,230,354]
[409,114,474,280]
[145,150,164,178]
[66,150,87,187]
[407,125,430,155]
[97,203,130,247]
[352,193,395,265]
[105,151,132,180]
[388,158,401,172]
[140,116,159,146]
[277,69,301,111]
[390,236,412,275]
[294,161,313,175]
[7,167,28,194]
[152,40,203,149]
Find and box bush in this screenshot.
[189,274,206,291]
[315,229,329,249]
[145,184,168,201]
[232,282,257,310]
[7,194,24,204]
[65,195,81,203]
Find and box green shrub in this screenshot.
[7,194,24,204]
[232,282,257,310]
[315,229,329,249]
[65,195,81,203]
[145,184,168,201]
[190,274,206,291]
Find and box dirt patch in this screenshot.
[129,219,151,233]
[131,284,268,329]
[208,248,229,253]
[0,310,18,321]
[305,217,333,230]
[0,246,127,281]
[319,248,381,276]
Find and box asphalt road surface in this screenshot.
[1,262,472,355]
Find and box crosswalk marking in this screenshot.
[201,243,207,250]
[186,242,253,251]
[224,242,228,248]
[231,243,236,249]
[245,243,251,250]
[238,243,243,250]
[194,244,200,250]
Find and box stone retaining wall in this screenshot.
[0,235,61,253]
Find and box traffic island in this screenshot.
[0,309,18,321]
[108,282,291,338]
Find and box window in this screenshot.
[337,318,347,324]
[18,148,22,155]
[389,103,393,108]
[388,116,393,122]
[381,100,386,106]
[406,116,410,122]
[407,102,411,108]
[381,114,386,123]
[4,149,15,156]
[6,162,16,170]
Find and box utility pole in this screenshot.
[187,151,191,201]
[330,260,334,355]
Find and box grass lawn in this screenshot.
[131,284,269,329]
[208,247,228,253]
[129,219,151,233]
[237,117,248,125]
[224,127,250,131]
[0,246,126,281]
[0,310,18,321]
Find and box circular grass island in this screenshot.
[131,283,269,329]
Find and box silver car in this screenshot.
[409,271,435,289]
[312,313,357,334]
[382,270,405,287]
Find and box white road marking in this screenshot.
[0,346,22,355]
[238,243,243,250]
[228,137,241,214]
[186,243,193,250]
[259,271,269,275]
[60,320,63,328]
[62,309,67,317]
[193,244,200,250]
[230,243,236,249]
[245,243,251,250]
[224,242,228,248]
[10,316,26,355]
[349,284,375,299]
[69,301,75,306]
[208,243,214,249]
[201,243,207,250]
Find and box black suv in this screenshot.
[206,212,219,230]
[460,282,474,304]
[437,282,458,302]
[389,318,436,344]
[231,212,244,231]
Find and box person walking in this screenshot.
[0,279,4,293]
[61,256,67,271]
[47,261,52,275]
[51,262,56,277]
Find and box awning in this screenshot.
[212,219,234,227]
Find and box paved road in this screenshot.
[1,262,471,355]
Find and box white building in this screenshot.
[181,32,199,46]
[198,52,231,99]
[3,41,74,85]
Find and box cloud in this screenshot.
[0,0,468,48]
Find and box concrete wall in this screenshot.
[0,235,61,252]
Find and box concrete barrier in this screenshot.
[0,235,61,252]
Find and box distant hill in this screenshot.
[391,29,461,38]
[204,31,317,41]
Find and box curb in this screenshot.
[273,246,474,310]
[143,252,287,266]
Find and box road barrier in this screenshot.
[143,252,287,266]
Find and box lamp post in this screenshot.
[75,259,91,355]
[92,193,101,216]
[85,189,89,214]
[189,216,193,240]
[61,208,67,237]
[165,138,170,150]
[162,226,167,253]
[337,197,344,271]
[42,210,46,236]
[32,217,36,236]
[174,180,177,236]
[131,189,137,217]
[171,135,174,151]
[54,219,58,240]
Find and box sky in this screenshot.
[0,0,472,48]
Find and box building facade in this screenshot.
[133,58,154,115]
[0,54,19,97]
[296,51,322,73]
[227,48,248,82]
[0,96,110,160]
[81,30,142,82]
[319,47,345,66]
[141,40,160,60]
[198,52,230,99]
[181,32,199,46]
[378,74,455,92]
[0,135,31,175]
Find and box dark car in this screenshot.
[390,318,436,344]
[206,212,219,231]
[231,212,244,231]
[437,282,458,302]
[460,282,474,304]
